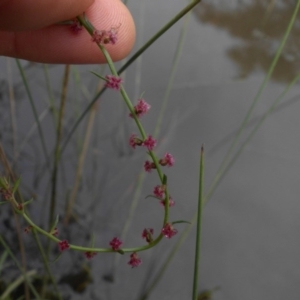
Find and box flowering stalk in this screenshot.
[1,178,170,254]
[76,14,175,250]
[0,13,183,265]
[77,16,166,185]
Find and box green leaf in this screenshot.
[50,215,60,233]
[162,174,168,185]
[172,220,191,225]
[13,177,21,193]
[0,178,6,188]
[23,198,33,207]
[0,201,8,205]
[90,71,107,82]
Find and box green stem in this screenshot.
[16,59,50,171]
[32,229,63,300]
[118,0,202,76]
[0,236,41,300]
[78,16,166,183]
[22,209,165,253]
[153,6,192,138]
[192,146,205,300]
[61,0,202,153]
[49,64,70,229]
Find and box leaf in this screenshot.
[23,198,33,207]
[172,220,191,225]
[117,249,124,255]
[13,177,21,193]
[50,215,60,232]
[90,71,107,82]
[162,174,168,185]
[0,178,6,188]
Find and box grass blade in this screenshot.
[192,146,205,300]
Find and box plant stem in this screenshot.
[192,146,205,300]
[32,229,63,300]
[16,59,50,171]
[49,64,70,229]
[61,0,202,153]
[0,236,41,300]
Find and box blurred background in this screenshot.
[1,0,300,299]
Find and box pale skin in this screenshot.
[0,0,136,64]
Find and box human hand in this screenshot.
[0,0,136,64]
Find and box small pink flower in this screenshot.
[160,196,175,207]
[128,252,142,268]
[159,153,175,167]
[108,27,118,44]
[162,223,178,239]
[109,237,123,251]
[92,26,120,45]
[0,188,12,201]
[59,240,70,252]
[105,75,123,91]
[85,251,97,260]
[130,134,143,149]
[153,185,165,199]
[70,19,82,33]
[144,135,157,151]
[142,228,154,243]
[144,160,156,173]
[92,29,105,43]
[130,99,151,118]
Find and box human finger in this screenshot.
[0,0,136,63]
[0,0,94,31]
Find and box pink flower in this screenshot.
[160,196,175,207]
[128,252,142,268]
[92,26,119,45]
[153,185,165,199]
[70,19,82,33]
[144,160,156,173]
[0,187,12,201]
[130,99,151,118]
[142,228,154,243]
[105,75,123,91]
[162,223,178,239]
[109,237,123,251]
[144,135,157,151]
[59,240,70,252]
[92,29,105,43]
[159,153,175,167]
[85,251,97,260]
[108,27,118,45]
[130,134,143,149]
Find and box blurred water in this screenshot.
[1,1,300,300]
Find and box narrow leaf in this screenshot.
[172,220,191,225]
[13,177,21,193]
